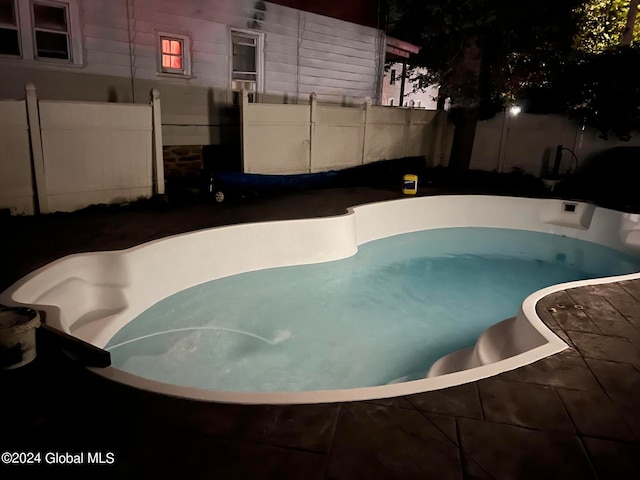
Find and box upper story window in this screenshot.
[390,69,396,85]
[0,0,20,56]
[230,28,263,96]
[33,2,69,59]
[161,38,182,70]
[0,0,82,64]
[157,32,191,76]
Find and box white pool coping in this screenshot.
[2,195,640,404]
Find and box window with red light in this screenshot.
[161,38,182,69]
[159,34,189,75]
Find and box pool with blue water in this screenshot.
[106,228,640,392]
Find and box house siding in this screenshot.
[261,4,383,104]
[0,0,384,146]
[267,0,382,29]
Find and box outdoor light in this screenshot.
[509,105,522,116]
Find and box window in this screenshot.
[230,29,263,95]
[390,69,396,85]
[0,0,20,56]
[157,32,190,76]
[32,2,69,59]
[162,38,182,70]
[1,0,82,63]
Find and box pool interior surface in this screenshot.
[106,227,640,392]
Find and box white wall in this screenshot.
[38,100,153,212]
[242,103,311,173]
[262,6,384,104]
[313,105,366,172]
[241,93,452,174]
[471,112,640,176]
[0,100,34,215]
[0,86,157,214]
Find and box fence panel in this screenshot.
[0,100,34,215]
[471,112,640,176]
[364,106,409,163]
[241,93,450,175]
[242,103,311,174]
[406,109,440,158]
[504,114,577,175]
[469,114,504,172]
[312,106,365,172]
[38,101,153,212]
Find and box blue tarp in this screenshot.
[215,170,340,191]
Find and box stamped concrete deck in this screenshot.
[1,186,639,479]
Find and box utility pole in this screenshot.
[398,59,407,107]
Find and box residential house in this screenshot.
[380,37,438,109]
[0,0,420,180]
[382,62,439,109]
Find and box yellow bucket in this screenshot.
[402,174,418,195]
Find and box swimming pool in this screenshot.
[3,195,640,403]
[105,227,640,393]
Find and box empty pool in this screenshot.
[3,195,640,403]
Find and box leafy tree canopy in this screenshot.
[386,0,582,117]
[387,0,640,139]
[574,0,640,53]
[562,46,640,139]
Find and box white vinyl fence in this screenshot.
[240,91,452,174]
[0,99,33,214]
[471,112,640,176]
[0,84,164,214]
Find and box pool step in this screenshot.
[426,315,547,378]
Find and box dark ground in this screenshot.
[1,174,639,479]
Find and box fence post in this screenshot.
[25,83,48,214]
[428,111,446,167]
[240,89,249,172]
[150,88,165,195]
[361,97,372,164]
[403,106,414,158]
[427,112,438,168]
[309,92,317,173]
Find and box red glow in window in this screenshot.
[161,37,184,71]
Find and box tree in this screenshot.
[622,0,639,45]
[574,0,639,52]
[541,1,640,140]
[562,46,640,140]
[386,0,582,172]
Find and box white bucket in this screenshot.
[0,306,41,369]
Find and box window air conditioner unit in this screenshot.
[231,80,256,92]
